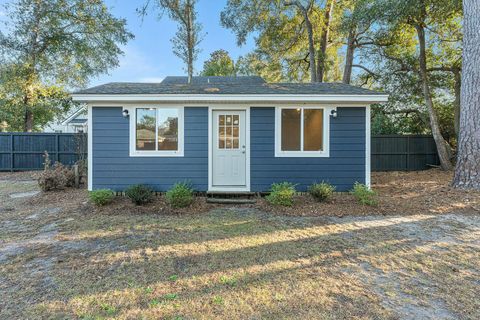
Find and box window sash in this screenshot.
[131,107,184,157]
[281,108,324,152]
[276,106,329,158]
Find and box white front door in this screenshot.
[212,110,247,188]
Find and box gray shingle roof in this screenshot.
[161,76,266,85]
[74,77,385,96]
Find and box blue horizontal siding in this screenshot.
[92,106,366,192]
[250,107,366,192]
[92,107,208,191]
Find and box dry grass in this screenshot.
[1,171,480,319]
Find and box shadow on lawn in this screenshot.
[29,212,454,319]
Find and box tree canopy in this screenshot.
[0,0,133,131]
[200,50,236,76]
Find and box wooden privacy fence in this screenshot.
[0,133,87,171]
[0,133,439,172]
[371,135,440,171]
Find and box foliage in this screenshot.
[37,152,75,191]
[140,0,202,82]
[309,182,335,202]
[125,184,154,205]
[0,0,133,131]
[200,49,236,76]
[221,0,343,82]
[266,182,296,206]
[165,182,194,208]
[351,182,378,206]
[89,189,115,206]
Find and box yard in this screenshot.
[1,170,479,319]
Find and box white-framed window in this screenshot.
[129,106,184,157]
[275,106,330,157]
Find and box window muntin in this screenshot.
[132,107,183,156]
[277,107,328,157]
[218,114,240,149]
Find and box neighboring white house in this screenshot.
[44,106,88,133]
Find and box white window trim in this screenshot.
[128,106,184,157]
[275,106,331,158]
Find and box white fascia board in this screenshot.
[71,94,389,104]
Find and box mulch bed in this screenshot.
[257,169,480,216]
[15,168,480,217]
[92,195,222,216]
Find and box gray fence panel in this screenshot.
[371,135,440,171]
[0,133,87,171]
[1,133,439,172]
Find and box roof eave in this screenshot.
[71,93,389,104]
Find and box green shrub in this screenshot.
[309,182,335,202]
[89,189,115,206]
[351,182,378,206]
[125,184,154,205]
[165,182,194,208]
[266,182,296,206]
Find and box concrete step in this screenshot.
[206,197,257,204]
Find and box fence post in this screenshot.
[55,134,59,164]
[406,136,410,171]
[10,134,14,172]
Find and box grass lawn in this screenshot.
[1,175,480,319]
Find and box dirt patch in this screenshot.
[257,169,480,216]
[0,171,41,182]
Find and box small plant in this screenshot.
[163,293,178,301]
[266,182,296,206]
[38,152,76,191]
[168,275,179,282]
[99,303,116,316]
[309,182,335,202]
[219,275,237,287]
[125,184,154,205]
[165,182,194,208]
[149,299,160,307]
[351,182,378,206]
[89,189,115,206]
[212,296,224,305]
[144,287,154,294]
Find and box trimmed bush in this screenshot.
[351,182,378,206]
[266,182,296,206]
[165,182,194,208]
[125,184,154,205]
[309,182,335,202]
[38,152,75,191]
[89,189,115,206]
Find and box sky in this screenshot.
[0,0,255,87]
[92,0,255,87]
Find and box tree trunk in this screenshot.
[186,0,194,84]
[316,0,334,82]
[301,9,317,83]
[343,27,356,84]
[453,0,480,189]
[24,110,34,132]
[415,23,453,170]
[453,68,461,139]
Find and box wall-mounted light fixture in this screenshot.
[330,108,338,118]
[122,109,129,118]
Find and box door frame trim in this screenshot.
[208,105,250,192]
